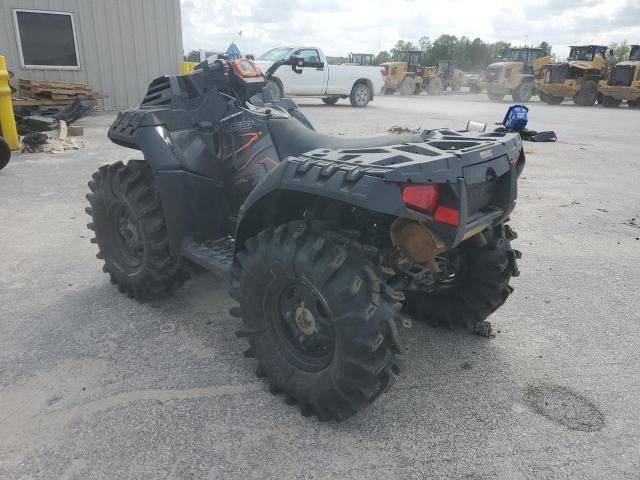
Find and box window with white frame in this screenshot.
[13,9,81,69]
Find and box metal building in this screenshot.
[0,0,183,110]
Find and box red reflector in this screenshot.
[402,184,439,212]
[380,67,388,77]
[434,206,460,225]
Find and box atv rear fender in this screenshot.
[235,130,524,254]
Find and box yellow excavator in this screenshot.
[598,44,640,108]
[536,45,610,106]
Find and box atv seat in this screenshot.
[267,116,424,160]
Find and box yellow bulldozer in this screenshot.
[536,45,610,106]
[381,50,445,95]
[598,44,640,108]
[479,47,551,102]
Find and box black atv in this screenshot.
[86,55,523,421]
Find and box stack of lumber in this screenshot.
[14,80,102,107]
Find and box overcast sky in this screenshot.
[181,0,640,60]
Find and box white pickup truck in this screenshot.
[255,46,385,107]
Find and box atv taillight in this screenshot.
[402,184,439,213]
[434,206,460,225]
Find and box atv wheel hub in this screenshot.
[295,303,316,335]
[112,204,143,265]
[272,281,335,370]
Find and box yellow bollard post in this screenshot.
[180,61,197,75]
[0,55,19,150]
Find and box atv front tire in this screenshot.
[487,92,505,102]
[232,221,403,421]
[86,160,186,299]
[404,224,519,329]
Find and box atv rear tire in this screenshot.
[487,92,505,102]
[86,160,186,299]
[628,99,640,108]
[573,80,598,106]
[350,82,371,107]
[512,81,534,102]
[602,96,621,108]
[451,80,463,92]
[399,77,416,96]
[426,77,444,95]
[231,221,403,421]
[404,224,519,329]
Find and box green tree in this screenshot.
[419,36,432,52]
[538,41,552,56]
[391,40,417,59]
[375,51,392,64]
[468,38,490,71]
[608,40,630,66]
[488,41,512,61]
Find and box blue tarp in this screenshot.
[226,43,242,60]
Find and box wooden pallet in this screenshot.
[19,79,97,100]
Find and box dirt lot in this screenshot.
[1,94,639,479]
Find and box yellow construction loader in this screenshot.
[381,50,443,95]
[536,45,609,106]
[437,60,465,91]
[480,47,551,102]
[598,44,640,108]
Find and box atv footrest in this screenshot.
[183,237,234,277]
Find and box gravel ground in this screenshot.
[1,93,639,479]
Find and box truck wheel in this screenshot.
[512,81,534,102]
[543,94,564,105]
[404,224,519,329]
[628,100,640,108]
[573,80,598,106]
[231,221,403,421]
[426,77,444,95]
[86,160,187,299]
[322,96,339,105]
[602,96,621,108]
[265,80,282,101]
[349,82,371,107]
[0,136,10,171]
[487,92,505,102]
[399,77,416,96]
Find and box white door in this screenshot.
[285,48,327,95]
